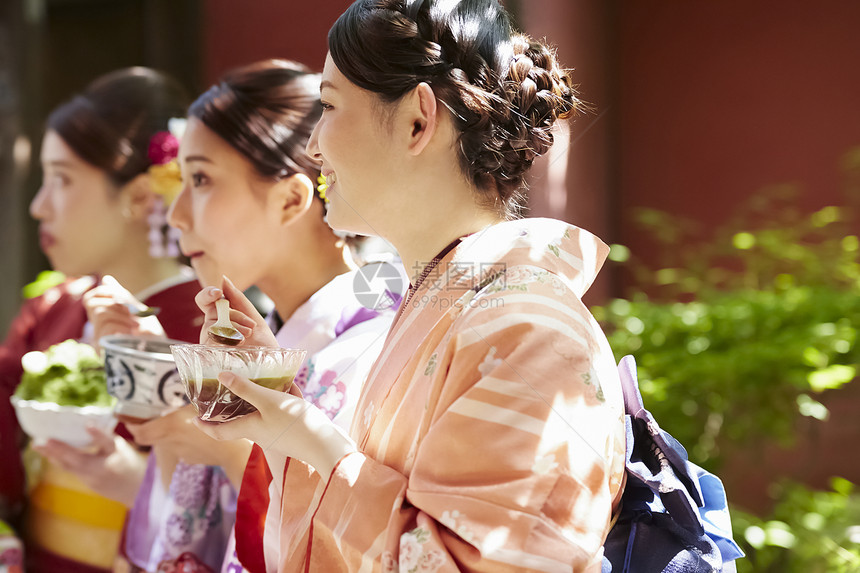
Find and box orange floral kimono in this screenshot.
[246,218,627,572]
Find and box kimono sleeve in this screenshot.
[309,280,626,572]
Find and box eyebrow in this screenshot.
[183,155,214,164]
[320,80,337,91]
[42,160,75,168]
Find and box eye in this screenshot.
[320,101,334,112]
[191,172,209,187]
[53,172,71,187]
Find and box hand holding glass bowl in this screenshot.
[176,278,305,422]
[170,344,306,422]
[184,280,356,481]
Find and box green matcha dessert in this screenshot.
[14,340,114,408]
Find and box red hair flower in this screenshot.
[148,131,180,166]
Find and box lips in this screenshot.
[38,230,56,251]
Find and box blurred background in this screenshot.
[1,0,859,569]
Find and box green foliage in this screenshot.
[594,148,860,570]
[22,270,66,299]
[594,183,860,470]
[733,478,860,573]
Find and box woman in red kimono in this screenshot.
[194,1,628,571]
[0,67,201,573]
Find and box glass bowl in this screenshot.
[169,344,306,422]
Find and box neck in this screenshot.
[387,192,505,285]
[257,233,352,322]
[381,143,507,284]
[104,253,185,297]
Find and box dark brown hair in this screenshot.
[329,0,579,216]
[188,59,322,185]
[47,67,190,186]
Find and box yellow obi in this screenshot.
[25,457,127,570]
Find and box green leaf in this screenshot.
[608,244,631,262]
[22,270,66,299]
[764,521,797,548]
[733,232,756,249]
[808,364,857,392]
[797,394,829,421]
[744,525,766,549]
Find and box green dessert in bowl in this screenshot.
[11,339,117,447]
[170,344,306,422]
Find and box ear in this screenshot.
[118,173,157,221]
[270,173,314,226]
[406,82,438,156]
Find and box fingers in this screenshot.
[86,275,145,309]
[125,416,172,446]
[194,283,259,344]
[85,425,118,454]
[221,276,267,329]
[90,306,139,334]
[195,285,223,313]
[136,315,167,338]
[193,412,259,443]
[34,439,104,474]
[216,372,274,410]
[126,405,198,446]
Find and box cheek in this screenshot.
[194,196,264,270]
[59,190,114,238]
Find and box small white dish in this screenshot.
[10,395,117,448]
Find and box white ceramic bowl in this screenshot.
[100,335,188,423]
[10,395,117,448]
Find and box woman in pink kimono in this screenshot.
[115,60,402,573]
[196,1,627,571]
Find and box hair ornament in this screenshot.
[167,117,188,140]
[316,174,330,203]
[146,125,183,205]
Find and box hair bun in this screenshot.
[328,0,579,217]
[464,34,578,208]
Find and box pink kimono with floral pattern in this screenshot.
[247,219,627,572]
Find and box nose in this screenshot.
[166,182,191,232]
[306,119,322,160]
[29,184,49,221]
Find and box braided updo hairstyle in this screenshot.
[329,0,579,216]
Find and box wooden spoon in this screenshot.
[207,298,244,346]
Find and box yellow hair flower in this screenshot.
[316,174,330,203]
[149,160,182,205]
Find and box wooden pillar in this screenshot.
[519,0,619,302]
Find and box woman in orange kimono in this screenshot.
[196,0,627,571]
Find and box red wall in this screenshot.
[618,1,860,244]
[203,1,860,227]
[202,0,354,83]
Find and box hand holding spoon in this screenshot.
[208,298,245,346]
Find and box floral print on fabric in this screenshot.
[300,367,347,420]
[398,528,445,573]
[162,463,231,558]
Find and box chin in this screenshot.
[190,261,221,288]
[324,201,377,238]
